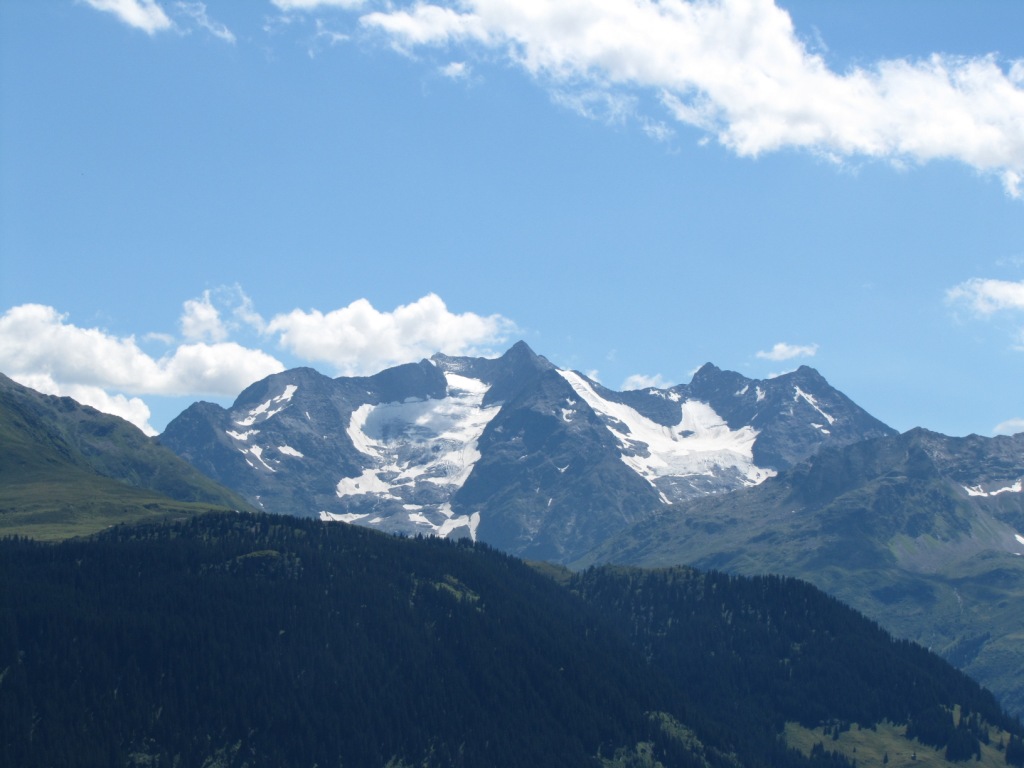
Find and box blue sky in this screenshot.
[2,0,1023,438]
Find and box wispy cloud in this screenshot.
[994,417,1024,436]
[756,342,819,362]
[175,2,236,43]
[271,0,366,10]
[180,285,265,342]
[82,0,172,34]
[440,61,470,80]
[947,277,1024,351]
[622,372,672,391]
[358,0,1024,197]
[83,0,235,42]
[265,293,517,375]
[81,0,1024,195]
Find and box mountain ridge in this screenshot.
[0,372,255,539]
[158,341,896,562]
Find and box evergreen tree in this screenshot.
[1007,734,1024,767]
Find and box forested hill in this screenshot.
[2,512,1022,768]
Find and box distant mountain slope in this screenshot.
[578,427,1024,717]
[2,511,1018,767]
[0,373,255,538]
[159,342,894,561]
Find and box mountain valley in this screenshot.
[2,341,1023,744]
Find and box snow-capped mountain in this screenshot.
[159,341,895,561]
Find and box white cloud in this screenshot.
[82,0,173,34]
[175,2,235,43]
[12,372,158,436]
[272,0,365,10]
[550,88,637,124]
[441,61,470,80]
[0,304,284,398]
[314,18,350,47]
[361,4,491,49]
[640,117,675,143]
[181,285,267,340]
[622,372,672,391]
[0,292,517,432]
[947,278,1024,316]
[265,293,516,374]
[180,290,229,342]
[994,417,1024,436]
[756,342,819,362]
[947,277,1024,350]
[358,0,1024,195]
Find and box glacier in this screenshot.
[557,370,775,501]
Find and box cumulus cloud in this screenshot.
[994,417,1024,436]
[181,285,268,340]
[14,372,159,436]
[180,290,229,342]
[83,0,173,34]
[0,291,516,432]
[0,304,284,399]
[756,342,819,362]
[358,0,1024,196]
[622,372,673,391]
[265,293,516,374]
[947,278,1024,315]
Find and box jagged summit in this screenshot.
[159,343,895,563]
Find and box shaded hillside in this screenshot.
[0,373,255,539]
[577,428,1024,717]
[2,512,1020,767]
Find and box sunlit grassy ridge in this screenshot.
[0,373,254,539]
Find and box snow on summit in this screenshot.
[557,370,774,501]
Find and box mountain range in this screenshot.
[577,426,1024,716]
[158,341,894,562]
[2,341,1023,720]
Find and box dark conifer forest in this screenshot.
[1,512,1020,767]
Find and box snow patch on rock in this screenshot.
[558,370,774,501]
[965,479,1023,497]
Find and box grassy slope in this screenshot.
[785,718,1018,768]
[0,374,254,539]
